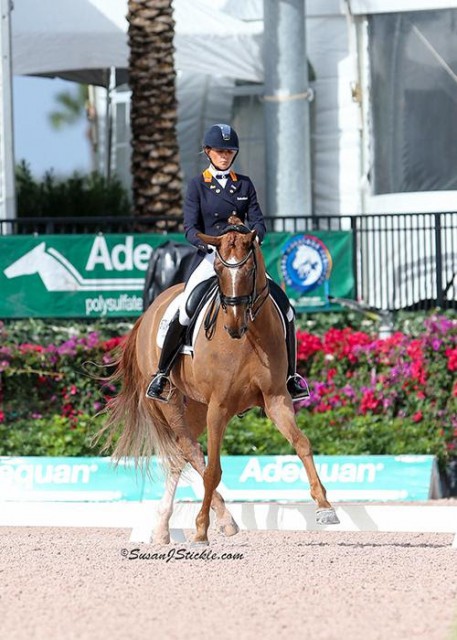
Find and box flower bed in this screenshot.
[0,316,456,468]
[294,316,457,464]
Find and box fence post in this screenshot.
[434,212,444,308]
[351,216,359,301]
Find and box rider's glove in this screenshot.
[197,242,212,254]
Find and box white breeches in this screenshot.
[178,251,216,325]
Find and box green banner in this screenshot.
[262,231,354,311]
[0,233,184,318]
[0,231,354,318]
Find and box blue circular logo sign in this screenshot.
[280,235,332,293]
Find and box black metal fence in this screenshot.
[1,213,456,311]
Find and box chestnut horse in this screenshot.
[98,218,339,544]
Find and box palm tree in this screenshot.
[127,0,182,225]
[48,83,98,171]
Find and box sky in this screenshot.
[13,76,91,178]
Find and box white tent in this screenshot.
[3,0,457,223]
[11,0,262,85]
[1,0,264,220]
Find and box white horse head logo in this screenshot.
[4,242,81,291]
[292,245,323,285]
[3,242,144,292]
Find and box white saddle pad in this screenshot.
[156,292,214,355]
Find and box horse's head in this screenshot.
[197,222,258,339]
[4,242,47,279]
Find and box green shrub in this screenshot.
[15,161,131,218]
[0,413,107,457]
[197,409,448,463]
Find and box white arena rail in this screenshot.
[0,501,456,548]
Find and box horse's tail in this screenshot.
[94,316,185,478]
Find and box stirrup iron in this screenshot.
[145,373,174,403]
[287,373,310,401]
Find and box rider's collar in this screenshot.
[203,166,237,183]
[209,165,230,179]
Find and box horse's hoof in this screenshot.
[192,539,209,547]
[153,532,171,545]
[218,521,239,537]
[316,508,340,525]
[223,523,240,537]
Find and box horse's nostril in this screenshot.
[225,326,246,339]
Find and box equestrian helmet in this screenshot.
[203,124,239,150]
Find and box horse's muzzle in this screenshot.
[225,325,247,339]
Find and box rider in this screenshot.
[146,123,309,402]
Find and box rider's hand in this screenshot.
[197,242,213,254]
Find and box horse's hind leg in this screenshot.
[264,395,340,525]
[153,466,183,545]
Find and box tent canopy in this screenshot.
[348,0,457,14]
[11,0,263,86]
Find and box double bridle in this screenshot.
[215,245,269,321]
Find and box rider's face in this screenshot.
[205,147,237,170]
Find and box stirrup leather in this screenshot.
[145,373,174,403]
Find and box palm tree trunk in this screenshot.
[128,0,182,225]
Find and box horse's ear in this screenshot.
[196,232,222,247]
[248,229,257,245]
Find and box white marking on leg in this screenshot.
[153,469,181,544]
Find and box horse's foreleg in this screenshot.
[178,435,239,537]
[153,466,183,545]
[194,406,228,544]
[264,395,339,525]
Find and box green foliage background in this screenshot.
[15,161,131,218]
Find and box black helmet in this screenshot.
[203,123,239,150]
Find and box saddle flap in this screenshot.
[156,284,218,355]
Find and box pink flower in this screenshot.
[297,332,323,360]
[360,390,381,414]
[19,343,44,353]
[102,336,126,352]
[445,347,457,372]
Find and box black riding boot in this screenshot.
[145,313,187,401]
[285,319,310,400]
[269,280,310,401]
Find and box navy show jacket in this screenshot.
[183,169,266,249]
